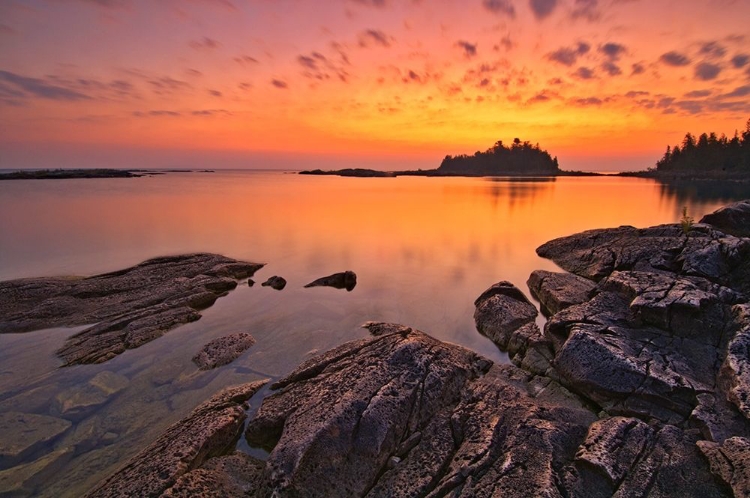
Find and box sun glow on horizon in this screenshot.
[1,0,749,171]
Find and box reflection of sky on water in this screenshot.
[0,171,748,496]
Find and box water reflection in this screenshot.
[657,179,750,212]
[0,172,748,496]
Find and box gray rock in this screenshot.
[0,412,71,469]
[162,452,265,497]
[698,437,750,498]
[720,304,750,419]
[261,276,286,290]
[0,254,264,366]
[245,324,597,497]
[304,271,357,291]
[192,333,256,370]
[700,199,750,237]
[527,269,596,316]
[473,281,539,350]
[85,380,267,498]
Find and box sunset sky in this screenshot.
[1,0,749,171]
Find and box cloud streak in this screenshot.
[0,70,91,101]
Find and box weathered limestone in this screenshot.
[0,254,263,365]
[192,333,256,370]
[85,380,267,498]
[698,437,750,498]
[304,271,357,291]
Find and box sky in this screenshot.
[1,0,749,171]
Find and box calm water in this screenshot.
[0,171,748,496]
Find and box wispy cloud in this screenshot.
[0,70,91,101]
[699,41,726,59]
[573,66,595,79]
[600,42,626,60]
[529,0,558,20]
[358,29,392,48]
[348,0,387,8]
[731,54,749,68]
[189,37,221,50]
[483,0,516,18]
[297,52,349,82]
[455,40,478,58]
[547,42,590,66]
[571,0,599,21]
[271,79,288,89]
[659,51,691,67]
[694,62,721,81]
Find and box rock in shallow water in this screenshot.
[0,253,264,366]
[700,199,750,237]
[304,270,357,291]
[192,333,256,370]
[261,276,286,290]
[85,380,267,498]
[0,412,71,469]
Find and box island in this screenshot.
[623,118,750,181]
[300,138,601,177]
[0,169,143,180]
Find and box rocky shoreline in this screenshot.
[1,201,749,496]
[80,200,750,497]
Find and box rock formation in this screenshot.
[261,276,286,290]
[304,271,357,291]
[0,253,263,366]
[87,201,750,497]
[192,333,256,370]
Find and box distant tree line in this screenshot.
[655,119,750,177]
[438,138,560,176]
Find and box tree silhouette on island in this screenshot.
[624,118,750,181]
[300,137,575,177]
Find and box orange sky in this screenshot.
[1,0,749,171]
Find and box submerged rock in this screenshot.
[261,276,286,290]
[304,270,357,291]
[52,371,129,420]
[0,412,71,469]
[0,253,263,366]
[85,380,267,498]
[192,333,256,370]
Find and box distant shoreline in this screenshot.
[298,168,605,178]
[0,169,216,180]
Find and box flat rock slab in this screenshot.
[52,371,130,420]
[0,253,263,366]
[192,333,256,370]
[527,269,596,316]
[86,380,267,498]
[0,412,72,469]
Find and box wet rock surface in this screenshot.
[0,253,263,366]
[0,412,72,469]
[87,201,750,497]
[304,270,357,291]
[192,333,256,370]
[261,276,286,290]
[86,380,267,498]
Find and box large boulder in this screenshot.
[0,254,264,366]
[527,270,596,316]
[700,199,750,237]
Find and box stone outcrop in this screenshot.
[192,333,256,370]
[700,199,750,237]
[304,271,357,291]
[87,201,750,498]
[261,276,286,290]
[527,269,596,316]
[0,253,263,366]
[85,380,267,498]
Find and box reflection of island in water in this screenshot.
[657,179,750,206]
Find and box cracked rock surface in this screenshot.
[88,202,750,497]
[0,253,263,366]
